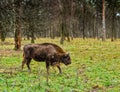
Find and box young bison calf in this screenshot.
[22,43,71,74]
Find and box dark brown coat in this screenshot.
[22,43,71,74]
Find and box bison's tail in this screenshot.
[22,52,25,61]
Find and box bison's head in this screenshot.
[61,53,71,65]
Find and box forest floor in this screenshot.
[0,38,120,92]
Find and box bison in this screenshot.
[22,43,71,74]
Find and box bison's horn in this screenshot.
[65,52,69,56]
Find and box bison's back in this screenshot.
[40,43,65,54]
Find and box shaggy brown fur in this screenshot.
[22,43,71,74]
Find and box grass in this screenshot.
[0,38,120,92]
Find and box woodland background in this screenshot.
[0,0,120,50]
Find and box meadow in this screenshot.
[0,38,120,92]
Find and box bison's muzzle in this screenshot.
[61,53,71,65]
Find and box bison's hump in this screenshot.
[40,43,65,53]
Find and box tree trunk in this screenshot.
[14,2,22,50]
[31,31,35,43]
[0,22,6,42]
[50,26,55,39]
[82,1,86,39]
[0,31,6,42]
[60,19,65,44]
[111,1,117,41]
[111,14,115,41]
[14,27,21,50]
[29,24,35,43]
[102,0,106,41]
[82,10,85,39]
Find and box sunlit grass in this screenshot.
[0,38,120,92]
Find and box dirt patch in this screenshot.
[0,50,22,57]
[89,85,104,92]
[0,42,14,45]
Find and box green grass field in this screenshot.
[0,38,120,92]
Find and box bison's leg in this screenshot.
[57,66,62,74]
[26,58,32,72]
[46,61,50,75]
[22,58,26,70]
[46,61,50,85]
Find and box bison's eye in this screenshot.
[51,55,54,58]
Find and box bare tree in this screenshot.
[14,0,22,50]
[102,0,106,41]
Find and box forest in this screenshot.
[0,0,120,49]
[0,0,120,92]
